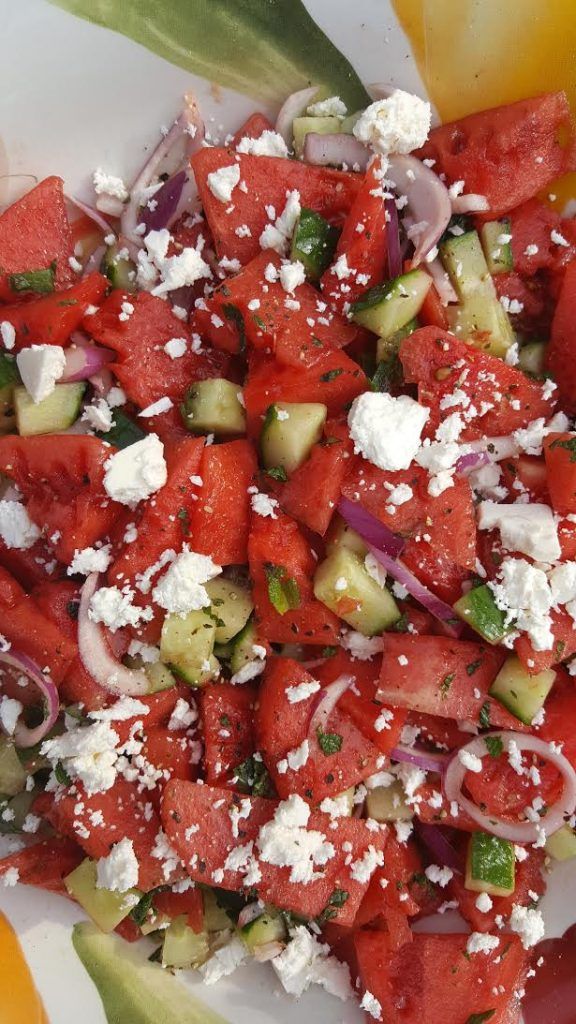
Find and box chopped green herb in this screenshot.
[318,887,349,921]
[550,436,576,462]
[466,659,482,676]
[130,887,165,926]
[177,507,190,536]
[479,702,491,730]
[316,727,343,755]
[321,645,338,658]
[9,262,56,294]
[233,754,273,798]
[264,563,301,615]
[319,368,343,383]
[440,672,455,697]
[389,612,409,633]
[262,404,279,433]
[465,1012,496,1024]
[55,761,72,786]
[484,735,503,758]
[266,465,288,482]
[219,714,231,728]
[222,302,247,351]
[66,599,80,621]
[370,354,404,393]
[252,314,266,330]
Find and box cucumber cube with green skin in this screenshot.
[376,316,419,364]
[241,911,286,953]
[465,831,515,897]
[292,115,343,157]
[0,737,27,797]
[162,916,210,969]
[325,515,368,559]
[290,208,339,280]
[489,655,555,726]
[351,269,432,339]
[453,585,510,645]
[545,824,576,861]
[101,244,137,292]
[65,858,141,933]
[14,381,85,436]
[205,578,253,644]
[260,401,327,476]
[202,889,231,933]
[518,341,546,378]
[313,546,401,636]
[0,789,38,834]
[366,781,413,822]
[0,353,20,434]
[480,219,513,276]
[440,231,490,300]
[181,378,246,436]
[229,618,259,675]
[160,610,218,686]
[97,409,146,449]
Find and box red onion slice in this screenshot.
[78,574,150,696]
[237,902,263,929]
[67,195,113,236]
[443,731,576,843]
[275,86,319,145]
[0,651,59,748]
[303,132,370,170]
[385,197,402,279]
[414,820,462,872]
[338,497,405,558]
[254,941,285,963]
[141,169,187,233]
[455,450,490,476]
[62,345,114,383]
[387,154,452,264]
[121,96,204,247]
[391,744,449,774]
[426,256,458,305]
[308,675,353,739]
[452,193,490,214]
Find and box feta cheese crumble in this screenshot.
[348,392,429,471]
[478,502,561,563]
[0,501,40,550]
[16,344,66,404]
[257,794,335,884]
[353,89,431,156]
[307,96,348,118]
[236,130,289,158]
[104,434,167,506]
[96,838,139,892]
[152,546,221,615]
[271,925,352,1000]
[207,163,241,203]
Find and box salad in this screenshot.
[0,81,576,1024]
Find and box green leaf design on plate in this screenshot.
[50,0,370,107]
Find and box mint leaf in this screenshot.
[264,563,301,615]
[316,727,343,754]
[484,735,503,758]
[479,701,491,729]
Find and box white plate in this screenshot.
[0,1,574,1021]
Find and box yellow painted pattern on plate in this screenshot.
[393,0,576,207]
[0,912,48,1023]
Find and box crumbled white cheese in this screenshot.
[89,697,151,722]
[68,544,112,576]
[138,396,174,418]
[250,491,279,519]
[152,546,221,616]
[340,630,384,661]
[353,89,431,155]
[207,163,241,203]
[93,168,129,201]
[478,502,561,563]
[257,794,334,884]
[104,434,167,506]
[0,322,16,350]
[349,845,384,883]
[425,864,454,888]
[271,925,352,1000]
[458,749,483,773]
[41,721,120,794]
[360,990,383,1020]
[81,398,115,433]
[509,904,545,949]
[279,259,306,293]
[475,892,494,913]
[89,585,153,631]
[466,932,500,955]
[96,838,139,892]
[164,337,188,359]
[348,392,429,471]
[307,96,348,118]
[0,501,40,550]
[1,867,19,887]
[286,679,321,704]
[16,344,66,404]
[259,190,301,254]
[168,697,197,732]
[488,557,554,651]
[0,695,22,736]
[319,793,352,818]
[236,130,289,158]
[276,739,310,775]
[201,936,249,985]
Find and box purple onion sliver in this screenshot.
[455,450,490,476]
[303,133,371,171]
[414,820,462,873]
[368,545,463,637]
[338,496,405,559]
[384,197,402,279]
[141,169,187,233]
[391,744,449,774]
[62,345,114,383]
[0,650,60,748]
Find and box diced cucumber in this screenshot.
[65,858,140,933]
[366,781,412,822]
[229,619,259,675]
[518,341,546,377]
[453,585,510,645]
[260,401,327,476]
[375,316,419,364]
[144,661,177,693]
[447,291,516,358]
[292,116,343,158]
[465,831,515,897]
[0,353,20,434]
[162,916,210,969]
[240,910,286,953]
[160,611,218,686]
[440,229,515,357]
[15,381,85,436]
[313,546,401,636]
[479,219,513,276]
[101,244,137,292]
[545,824,576,861]
[0,789,38,834]
[325,515,368,558]
[97,409,146,449]
[489,655,555,725]
[0,737,27,796]
[340,111,362,134]
[181,378,246,437]
[202,889,232,932]
[205,578,254,645]
[72,922,228,1024]
[351,269,432,339]
[290,208,339,280]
